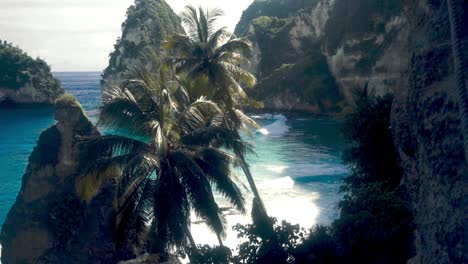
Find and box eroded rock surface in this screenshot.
[391,0,467,263]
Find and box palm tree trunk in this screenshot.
[184,224,197,249]
[446,0,468,164]
[240,158,263,207]
[216,233,224,247]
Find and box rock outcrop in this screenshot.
[391,0,467,263]
[235,0,408,113]
[101,0,183,93]
[0,41,63,106]
[0,95,124,263]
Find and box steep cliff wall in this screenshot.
[0,41,63,106]
[236,0,408,112]
[391,0,467,263]
[101,0,183,93]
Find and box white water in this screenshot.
[191,114,346,249]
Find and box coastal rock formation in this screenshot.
[101,0,183,93]
[0,96,122,263]
[0,41,63,105]
[391,0,467,263]
[235,0,408,112]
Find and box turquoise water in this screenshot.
[0,72,347,245]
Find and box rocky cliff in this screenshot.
[236,0,408,113]
[0,95,126,263]
[101,0,183,93]
[240,0,467,262]
[391,0,467,263]
[0,41,63,106]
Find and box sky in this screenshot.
[0,0,254,71]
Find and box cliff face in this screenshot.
[236,0,408,112]
[391,0,467,263]
[0,96,125,264]
[0,41,64,105]
[101,0,183,93]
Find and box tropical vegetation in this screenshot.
[79,3,414,263]
[186,87,413,264]
[78,5,267,261]
[0,40,62,96]
[162,5,271,229]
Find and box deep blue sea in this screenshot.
[0,72,347,247]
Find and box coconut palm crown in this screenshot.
[77,69,250,253]
[163,5,270,229]
[162,6,257,122]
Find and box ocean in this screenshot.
[0,72,347,249]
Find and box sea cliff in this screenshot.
[0,41,63,106]
[101,0,183,93]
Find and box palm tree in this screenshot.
[162,6,269,223]
[77,69,248,255]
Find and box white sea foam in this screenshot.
[256,114,291,136]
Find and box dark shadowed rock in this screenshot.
[392,0,467,263]
[0,95,125,264]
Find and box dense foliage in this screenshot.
[333,87,413,263]
[80,6,268,262]
[0,40,62,96]
[78,68,255,256]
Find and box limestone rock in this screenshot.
[391,0,467,263]
[235,0,408,113]
[0,96,103,264]
[101,0,183,94]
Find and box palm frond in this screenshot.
[206,7,225,37]
[219,61,257,88]
[161,34,194,57]
[215,38,252,56]
[218,51,250,66]
[177,97,221,134]
[99,97,155,137]
[76,162,121,202]
[113,177,149,245]
[78,135,148,158]
[198,6,209,43]
[169,151,226,237]
[192,147,246,213]
[234,109,261,137]
[154,158,191,250]
[206,27,229,55]
[116,152,159,204]
[180,5,204,43]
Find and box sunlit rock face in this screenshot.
[391,0,467,263]
[235,0,408,113]
[101,0,183,95]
